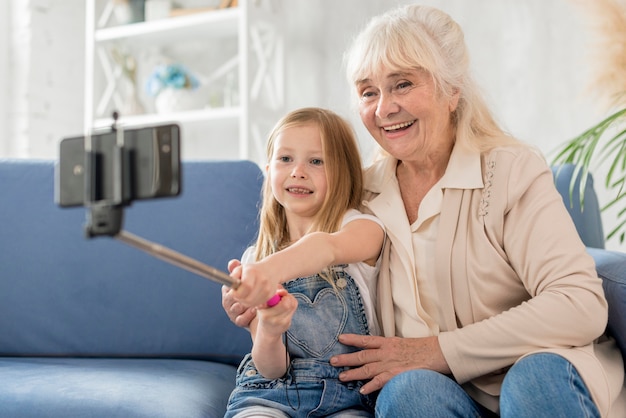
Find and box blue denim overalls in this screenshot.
[225,266,376,418]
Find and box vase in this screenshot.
[154,88,204,114]
[121,83,145,116]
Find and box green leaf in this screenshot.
[550,106,626,245]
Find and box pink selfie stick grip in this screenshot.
[266,293,282,307]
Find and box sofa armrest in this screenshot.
[551,165,626,362]
[587,247,626,360]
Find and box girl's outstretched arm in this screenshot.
[233,217,384,307]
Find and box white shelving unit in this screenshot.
[84,0,285,163]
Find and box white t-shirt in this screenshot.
[241,208,384,335]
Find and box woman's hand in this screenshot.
[330,334,451,394]
[221,259,257,328]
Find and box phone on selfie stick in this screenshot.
[54,112,244,291]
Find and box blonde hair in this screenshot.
[254,107,363,263]
[344,4,520,152]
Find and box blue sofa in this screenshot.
[0,159,625,417]
[0,159,262,417]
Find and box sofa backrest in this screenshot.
[0,159,261,365]
[552,164,605,249]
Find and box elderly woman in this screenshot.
[224,4,626,417]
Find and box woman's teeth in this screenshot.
[383,120,415,131]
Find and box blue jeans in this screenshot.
[375,353,600,417]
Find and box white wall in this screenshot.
[3,0,85,158]
[0,0,599,160]
[0,1,8,155]
[2,0,624,251]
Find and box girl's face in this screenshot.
[356,67,459,162]
[267,123,328,228]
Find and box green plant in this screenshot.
[551,108,626,243]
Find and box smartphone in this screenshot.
[55,124,181,207]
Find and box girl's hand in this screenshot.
[250,288,297,379]
[255,288,297,337]
[232,262,281,308]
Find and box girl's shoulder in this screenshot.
[241,246,257,264]
[341,208,384,230]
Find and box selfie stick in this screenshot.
[115,231,280,306]
[81,113,281,306]
[115,230,240,288]
[115,231,281,306]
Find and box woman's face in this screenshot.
[356,67,459,162]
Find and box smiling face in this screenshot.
[356,67,459,163]
[267,122,328,231]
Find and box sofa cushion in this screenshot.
[0,357,236,417]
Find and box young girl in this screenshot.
[224,107,385,418]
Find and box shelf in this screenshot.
[92,106,241,130]
[86,0,285,162]
[95,7,240,47]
